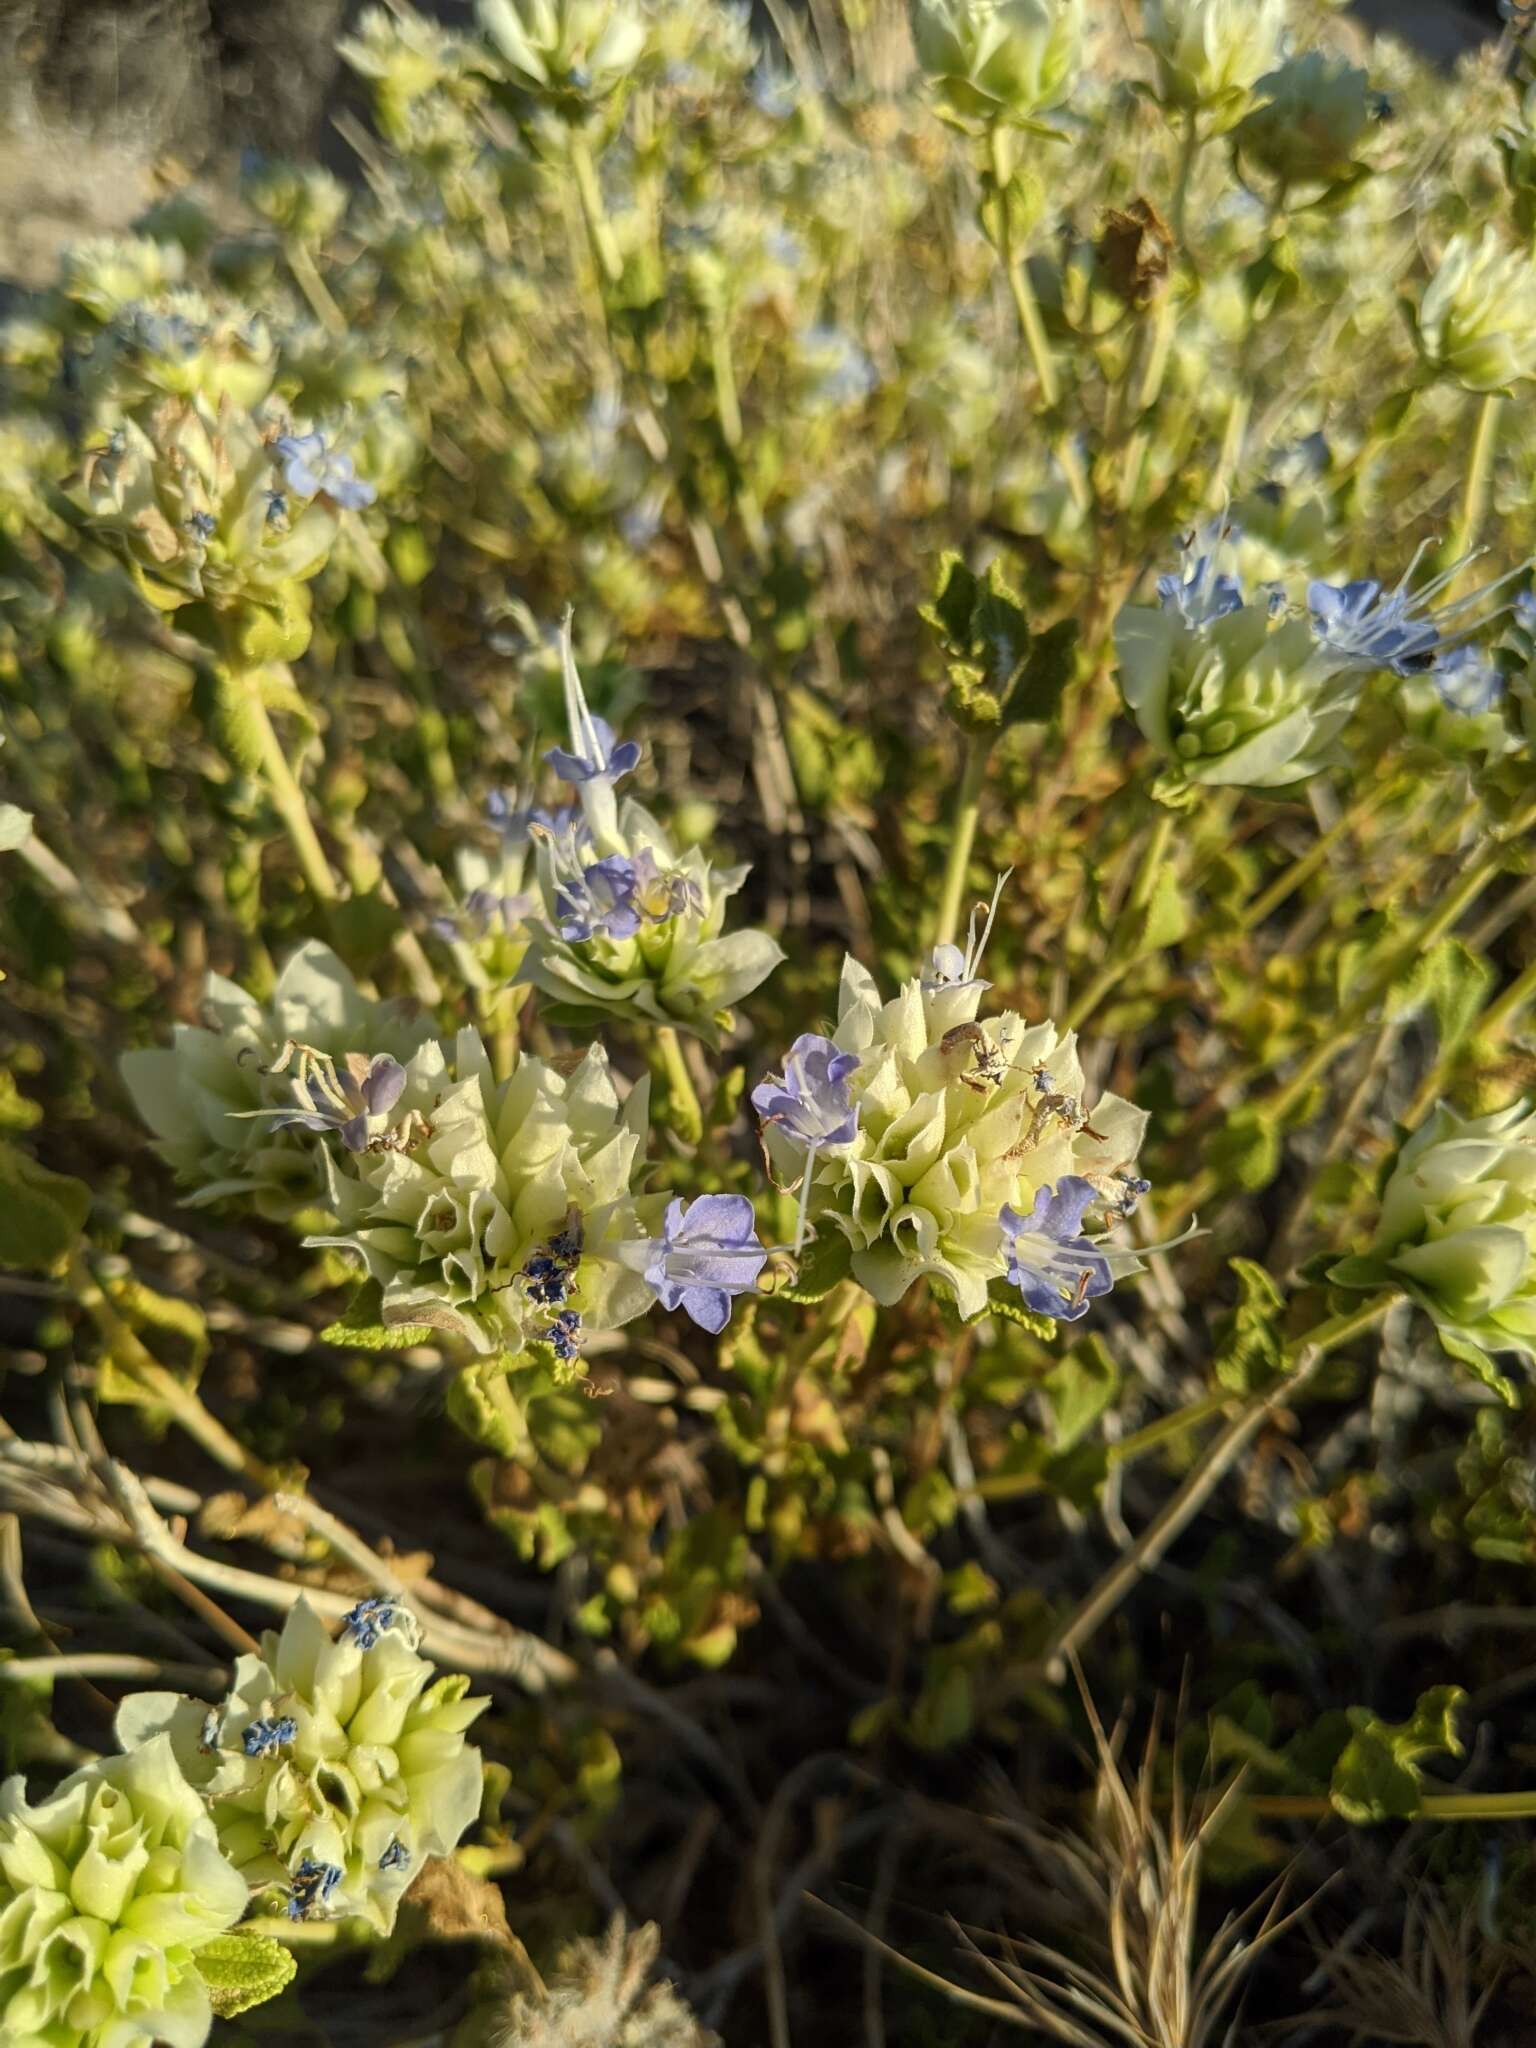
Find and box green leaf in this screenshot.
[319,1284,436,1351]
[1042,1336,1118,1450]
[196,1931,298,2020]
[446,1356,527,1457]
[1204,1108,1282,1194]
[1326,1253,1390,1290]
[0,1140,90,1271]
[1330,1686,1465,1825]
[776,1229,852,1305]
[1213,1259,1287,1395]
[1006,617,1079,727]
[919,552,1033,735]
[1132,863,1190,959]
[979,1283,1059,1339]
[1436,1326,1518,1408]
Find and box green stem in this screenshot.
[1450,391,1503,564]
[1236,779,1396,935]
[72,1255,280,1490]
[241,673,341,907]
[932,733,992,951]
[287,240,345,336]
[1107,1388,1230,1469]
[990,125,1059,409]
[1034,1292,1397,1681]
[656,1024,704,1145]
[568,131,622,285]
[1251,1789,1536,1823]
[1170,111,1201,249]
[709,317,743,450]
[1062,809,1174,1032]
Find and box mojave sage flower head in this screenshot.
[1140,0,1287,129]
[1413,229,1536,395]
[78,394,341,621]
[1115,533,1361,793]
[120,941,434,1222]
[116,1598,487,1938]
[1235,50,1377,189]
[517,618,784,1044]
[757,953,1148,1318]
[478,0,648,106]
[307,1025,663,1356]
[910,0,1084,130]
[0,1736,247,2048]
[1336,1101,1536,1363]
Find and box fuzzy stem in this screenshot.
[1107,1388,1231,1468]
[567,131,622,284]
[990,125,1059,409]
[932,733,993,951]
[286,240,344,336]
[1170,111,1201,248]
[242,674,342,907]
[1034,1292,1397,1681]
[1450,391,1503,565]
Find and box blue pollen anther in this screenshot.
[379,1838,411,1872]
[242,1715,298,1759]
[287,1857,343,1921]
[341,1596,396,1650]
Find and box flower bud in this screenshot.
[1414,229,1536,394]
[1140,0,1286,129]
[910,0,1083,129]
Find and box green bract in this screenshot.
[768,957,1148,1317]
[310,1028,662,1352]
[1340,1101,1536,1364]
[0,1737,247,2048]
[1140,0,1286,128]
[1113,597,1359,793]
[910,0,1083,130]
[1413,229,1536,396]
[120,942,434,1221]
[115,1599,487,1936]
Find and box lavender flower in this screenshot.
[1309,548,1527,678]
[1430,644,1504,715]
[751,1034,861,1152]
[1157,522,1245,629]
[555,854,643,942]
[273,430,376,510]
[999,1178,1114,1322]
[642,1195,767,1333]
[545,716,641,786]
[265,1050,407,1152]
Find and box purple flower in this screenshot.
[1308,577,1439,675]
[1157,523,1245,628]
[486,790,586,847]
[544,714,641,787]
[273,431,376,510]
[630,846,703,925]
[999,1178,1114,1323]
[643,1195,767,1333]
[269,1051,406,1152]
[1429,644,1504,715]
[555,854,642,942]
[751,1034,861,1151]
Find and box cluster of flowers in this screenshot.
[0,1599,483,2048]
